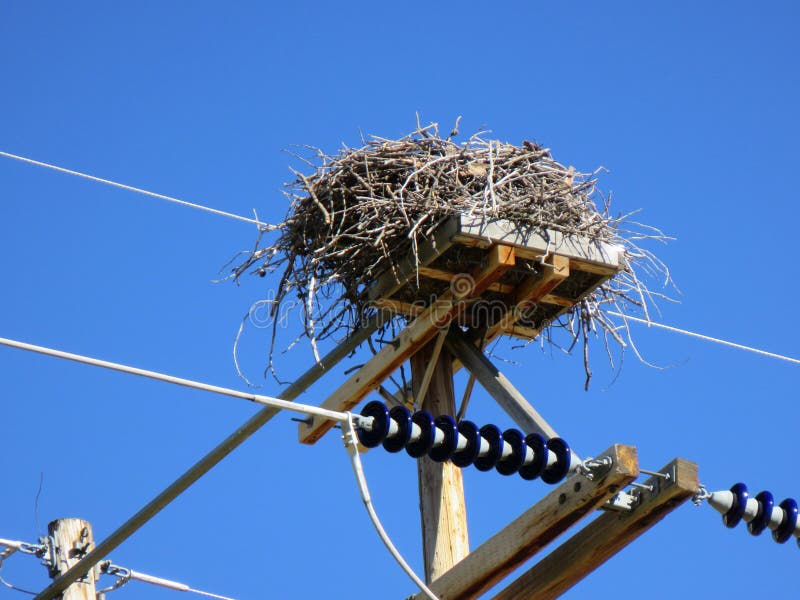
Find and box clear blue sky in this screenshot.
[2,2,799,598]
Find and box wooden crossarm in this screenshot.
[298,244,515,445]
[411,444,639,600]
[491,457,698,600]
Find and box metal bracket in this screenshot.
[579,456,613,481]
[604,464,677,513]
[602,491,639,513]
[39,536,57,577]
[640,463,676,498]
[40,528,95,583]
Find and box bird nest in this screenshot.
[231,122,671,388]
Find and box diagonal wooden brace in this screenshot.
[491,457,699,600]
[445,328,560,440]
[411,443,639,600]
[298,244,515,445]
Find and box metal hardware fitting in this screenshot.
[603,491,639,512]
[578,456,613,480]
[640,468,671,480]
[630,482,654,492]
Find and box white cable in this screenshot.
[341,414,439,600]
[0,150,270,229]
[609,311,800,366]
[0,335,349,423]
[125,569,235,599]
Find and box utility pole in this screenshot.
[46,519,98,600]
[412,336,470,583]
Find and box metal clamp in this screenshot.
[603,491,639,513]
[578,456,613,480]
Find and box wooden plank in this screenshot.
[453,215,622,272]
[299,244,516,444]
[568,257,618,276]
[539,293,575,308]
[444,328,559,440]
[484,254,569,341]
[367,216,460,303]
[492,458,699,600]
[371,298,425,317]
[452,234,619,277]
[413,343,469,583]
[411,444,639,600]
[367,216,621,317]
[417,266,517,295]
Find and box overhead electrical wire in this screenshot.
[0,335,342,418]
[609,312,800,366]
[0,150,271,229]
[12,314,385,600]
[5,146,800,596]
[2,150,797,369]
[0,331,439,600]
[0,539,235,599]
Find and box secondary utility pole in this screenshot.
[47,519,98,600]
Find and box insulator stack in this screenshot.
[355,400,575,484]
[707,482,800,547]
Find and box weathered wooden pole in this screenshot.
[47,519,98,600]
[412,335,469,583]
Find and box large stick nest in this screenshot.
[231,122,672,388]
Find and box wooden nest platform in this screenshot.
[369,214,624,343]
[231,122,671,385]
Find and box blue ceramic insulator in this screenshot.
[452,420,480,468]
[406,410,435,458]
[496,428,526,476]
[519,433,547,481]
[429,415,458,462]
[541,437,571,484]
[474,424,503,472]
[773,498,798,544]
[383,405,412,453]
[356,401,390,448]
[748,491,774,536]
[723,483,749,528]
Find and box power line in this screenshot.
[609,311,800,366]
[0,539,235,600]
[98,561,235,599]
[5,148,793,370]
[0,335,347,421]
[0,321,437,600]
[3,316,385,600]
[0,150,272,229]
[341,415,439,600]
[4,311,797,597]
